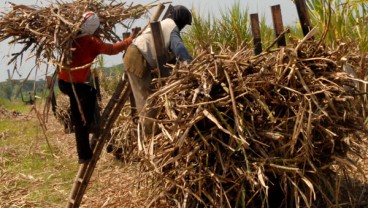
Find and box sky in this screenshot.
[0,0,299,81]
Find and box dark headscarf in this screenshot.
[166,5,192,31]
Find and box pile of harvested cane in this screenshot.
[0,0,158,67]
[54,93,74,134]
[0,106,13,118]
[115,37,368,207]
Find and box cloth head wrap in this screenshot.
[79,11,100,36]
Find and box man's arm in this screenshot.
[169,28,193,62]
[97,36,133,55]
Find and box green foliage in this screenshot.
[0,79,48,101]
[183,2,304,55]
[184,0,367,56]
[182,10,214,55]
[217,2,252,49]
[184,2,253,54]
[0,98,32,113]
[307,0,368,51]
[288,23,305,40]
[103,63,125,75]
[258,15,277,49]
[98,64,125,95]
[0,81,13,100]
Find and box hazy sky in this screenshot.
[0,0,299,81]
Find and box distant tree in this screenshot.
[0,81,13,101]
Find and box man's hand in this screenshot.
[182,60,191,69]
[130,27,141,39]
[182,60,190,66]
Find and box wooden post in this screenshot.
[151,4,165,22]
[151,3,168,65]
[122,32,130,39]
[136,4,165,37]
[149,3,167,79]
[151,21,167,79]
[7,69,11,80]
[162,4,174,20]
[126,27,141,117]
[295,0,313,37]
[250,13,262,55]
[271,5,286,47]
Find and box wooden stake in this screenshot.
[295,0,313,37]
[151,21,167,78]
[271,5,286,47]
[150,4,165,23]
[250,13,263,55]
[162,4,174,20]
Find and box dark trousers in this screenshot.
[58,79,96,160]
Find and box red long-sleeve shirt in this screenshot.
[58,35,132,83]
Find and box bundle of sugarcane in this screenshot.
[0,106,12,118]
[0,0,159,67]
[128,38,367,207]
[54,93,74,134]
[108,102,139,162]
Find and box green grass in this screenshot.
[0,97,33,113]
[0,119,38,144]
[306,0,368,51]
[0,107,78,206]
[20,154,76,203]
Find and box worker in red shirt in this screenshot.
[58,11,136,164]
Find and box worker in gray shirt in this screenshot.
[123,5,193,136]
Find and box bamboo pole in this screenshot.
[162,4,174,20]
[150,4,165,23]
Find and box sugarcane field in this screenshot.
[0,0,368,207]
